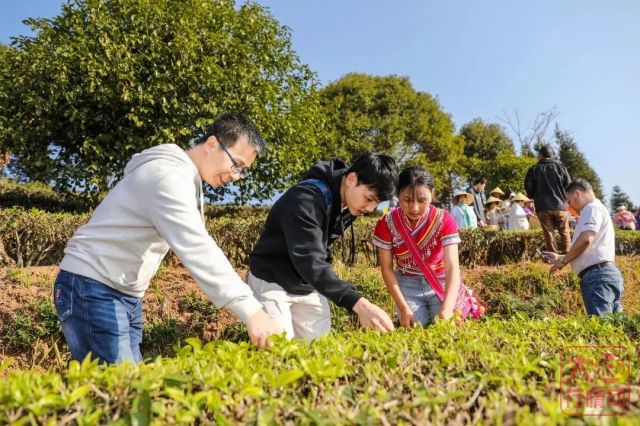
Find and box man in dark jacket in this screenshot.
[467,177,487,227]
[248,153,398,339]
[524,145,572,253]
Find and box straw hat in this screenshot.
[484,196,502,206]
[452,189,473,205]
[489,187,505,196]
[512,192,530,203]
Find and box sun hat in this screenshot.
[484,196,502,206]
[512,192,530,203]
[489,187,505,196]
[453,188,473,204]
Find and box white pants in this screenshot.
[246,272,331,340]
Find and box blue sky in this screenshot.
[2,0,639,205]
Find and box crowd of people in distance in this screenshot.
[450,183,537,232]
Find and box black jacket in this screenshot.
[249,159,361,311]
[466,186,486,223]
[524,159,571,211]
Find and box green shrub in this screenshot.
[6,315,37,351]
[332,257,640,325]
[218,322,250,344]
[0,178,93,213]
[204,204,270,220]
[2,207,639,267]
[1,299,62,351]
[178,291,218,317]
[348,219,640,267]
[2,258,638,370]
[0,316,638,424]
[32,299,60,338]
[142,318,184,358]
[0,207,89,266]
[205,216,266,267]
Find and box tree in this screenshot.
[554,125,603,199]
[459,118,515,161]
[457,118,533,194]
[471,153,537,196]
[610,185,636,212]
[0,44,12,172]
[0,0,322,203]
[319,73,460,198]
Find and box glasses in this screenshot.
[218,141,248,177]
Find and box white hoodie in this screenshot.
[59,144,263,322]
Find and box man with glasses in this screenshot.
[218,139,249,178]
[53,113,279,364]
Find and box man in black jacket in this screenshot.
[524,145,572,253]
[248,153,398,339]
[467,177,487,227]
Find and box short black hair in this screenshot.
[565,178,593,193]
[473,177,487,185]
[199,112,267,156]
[538,144,554,159]
[347,153,398,202]
[398,166,434,195]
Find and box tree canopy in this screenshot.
[319,73,460,198]
[0,0,322,202]
[554,125,603,200]
[610,185,636,212]
[459,118,515,161]
[458,118,533,194]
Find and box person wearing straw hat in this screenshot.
[484,196,505,229]
[489,187,505,199]
[508,193,531,230]
[450,189,477,229]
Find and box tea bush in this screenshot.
[0,299,61,351]
[0,178,93,213]
[0,208,90,267]
[2,207,639,267]
[0,316,638,424]
[1,257,638,368]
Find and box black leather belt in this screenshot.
[578,261,615,279]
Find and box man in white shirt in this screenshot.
[545,179,624,316]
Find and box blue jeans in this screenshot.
[580,265,624,317]
[53,270,143,364]
[395,272,442,327]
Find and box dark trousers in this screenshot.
[537,210,571,254]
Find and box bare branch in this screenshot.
[499,106,559,154]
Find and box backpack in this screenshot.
[298,179,332,210]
